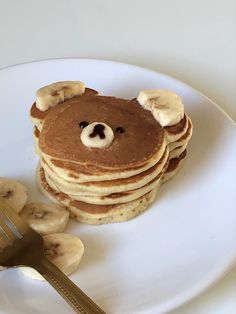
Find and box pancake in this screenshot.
[30,82,192,224]
[168,118,193,150]
[40,141,166,182]
[37,167,156,224]
[38,95,165,168]
[32,100,191,182]
[40,148,169,195]
[37,149,186,224]
[38,165,159,224]
[45,167,165,205]
[162,150,187,182]
[37,117,191,184]
[169,143,187,159]
[164,114,189,143]
[34,126,40,139]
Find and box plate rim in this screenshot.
[0,57,235,126]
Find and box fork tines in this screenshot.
[0,198,29,237]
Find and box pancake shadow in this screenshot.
[155,97,228,199]
[184,99,227,180]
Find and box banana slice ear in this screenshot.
[36,81,85,112]
[137,89,184,127]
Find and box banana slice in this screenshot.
[20,233,84,280]
[19,203,69,235]
[0,177,27,213]
[137,89,184,126]
[80,122,114,148]
[36,81,85,111]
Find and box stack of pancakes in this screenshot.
[30,86,192,224]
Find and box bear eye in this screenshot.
[116,126,125,134]
[79,121,89,128]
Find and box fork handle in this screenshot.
[35,257,106,314]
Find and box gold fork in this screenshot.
[0,198,106,314]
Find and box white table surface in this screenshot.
[0,0,235,313]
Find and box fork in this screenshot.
[0,198,106,314]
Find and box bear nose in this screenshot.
[80,122,114,148]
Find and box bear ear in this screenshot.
[137,89,184,127]
[36,81,85,112]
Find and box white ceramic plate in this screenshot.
[0,59,235,314]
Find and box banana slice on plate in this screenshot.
[20,233,84,280]
[19,203,69,235]
[36,81,85,111]
[0,177,27,213]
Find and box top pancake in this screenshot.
[38,94,165,169]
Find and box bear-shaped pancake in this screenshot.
[30,81,192,224]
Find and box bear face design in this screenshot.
[30,81,192,224]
